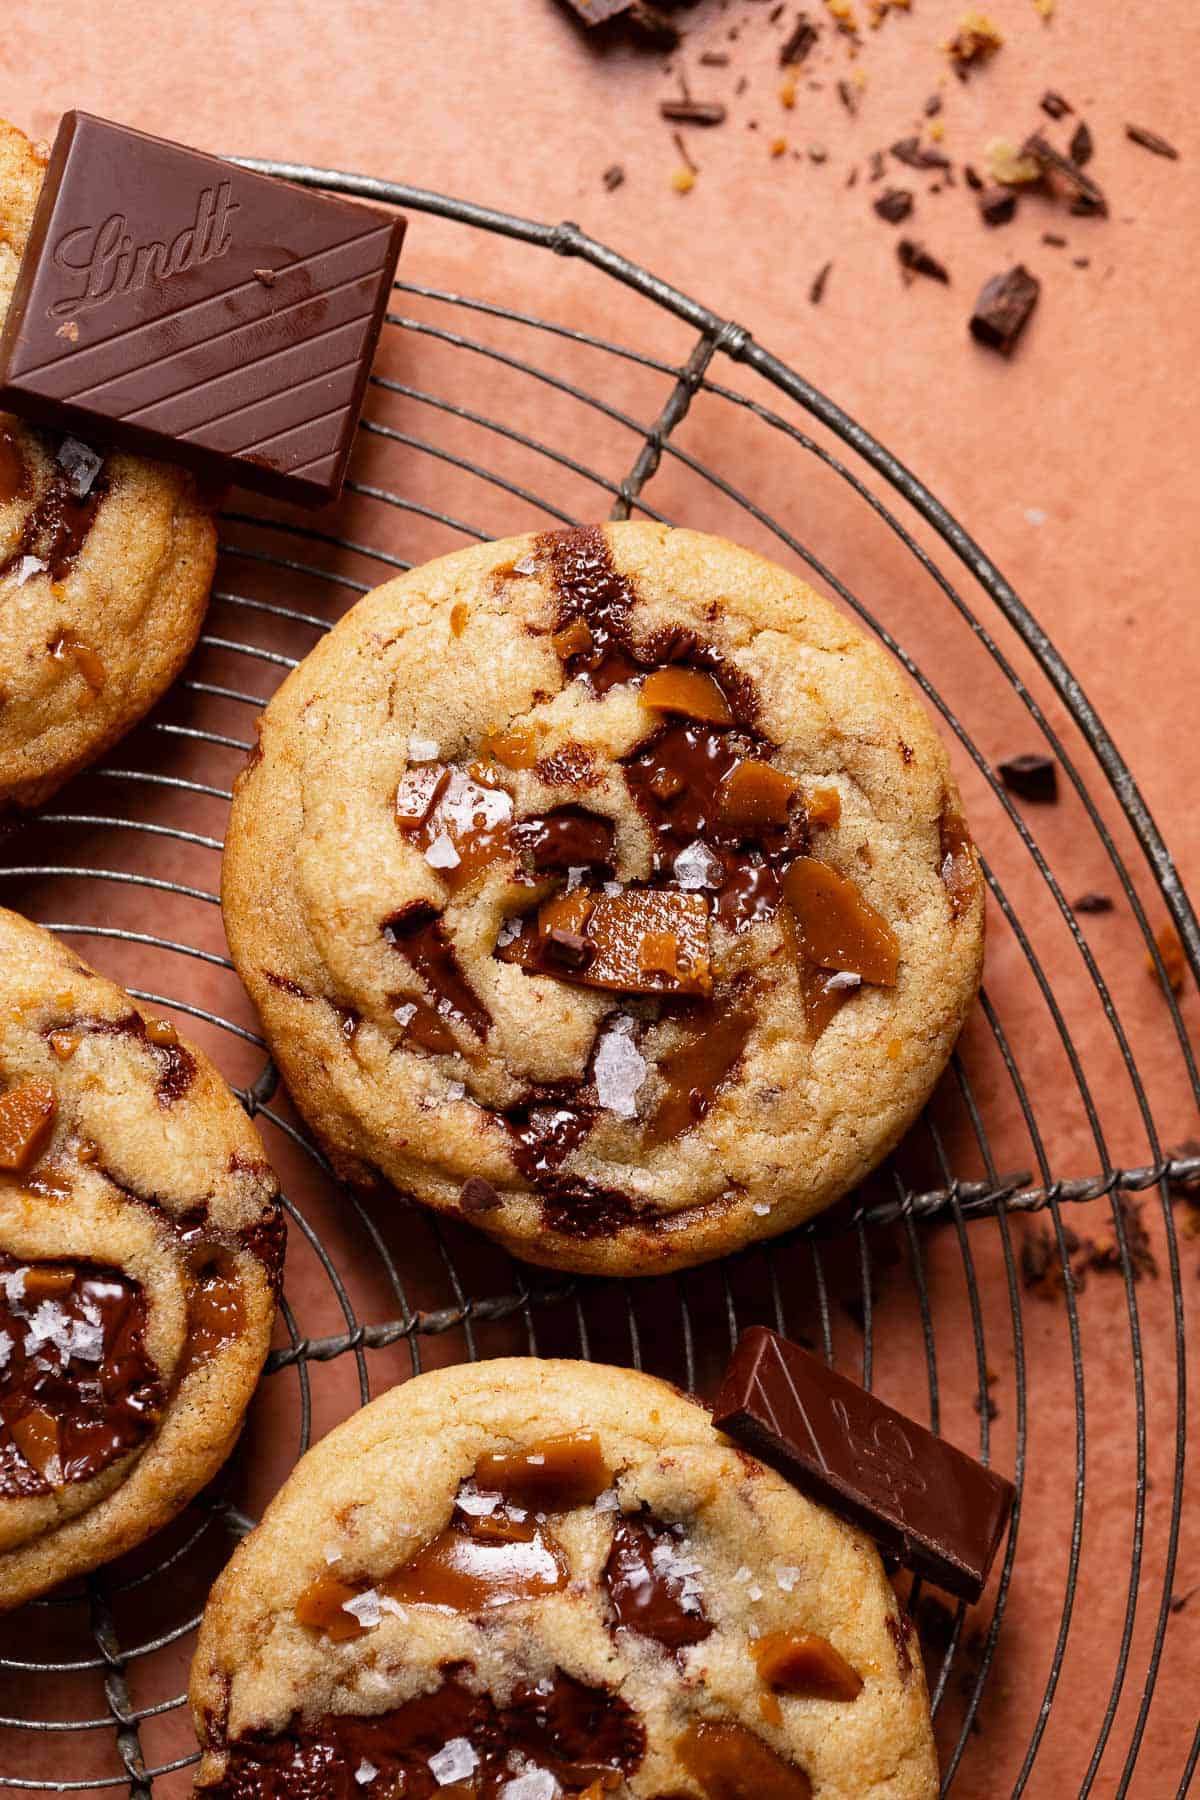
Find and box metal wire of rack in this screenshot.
[0,169,1196,1799]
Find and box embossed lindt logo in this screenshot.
[48,181,240,321]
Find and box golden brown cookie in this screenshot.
[190,1358,938,1798]
[0,117,217,812]
[222,524,983,1276]
[0,906,283,1608]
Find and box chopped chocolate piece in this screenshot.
[979,186,1017,225]
[661,98,727,126]
[1023,132,1109,215]
[779,11,819,63]
[809,259,833,304]
[970,264,1040,354]
[459,1176,501,1213]
[1069,120,1094,167]
[0,113,405,509]
[1041,90,1073,119]
[808,145,829,165]
[891,135,952,172]
[1126,123,1180,160]
[544,927,596,971]
[897,239,950,284]
[714,1327,1015,1601]
[997,752,1057,802]
[874,187,914,223]
[627,1,682,46]
[1074,892,1114,914]
[603,163,626,190]
[1073,256,1091,268]
[1042,231,1067,246]
[964,163,984,190]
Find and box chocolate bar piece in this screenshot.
[713,1327,1014,1601]
[0,113,405,508]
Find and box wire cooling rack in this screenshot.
[0,168,1197,1799]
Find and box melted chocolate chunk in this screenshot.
[505,1094,595,1183]
[510,806,615,874]
[602,1512,713,1649]
[0,423,29,505]
[71,1010,196,1105]
[623,723,807,933]
[0,458,108,583]
[385,903,491,1041]
[643,989,756,1145]
[539,523,642,693]
[0,1256,164,1496]
[207,1664,645,1799]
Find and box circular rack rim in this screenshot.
[0,162,1194,1799]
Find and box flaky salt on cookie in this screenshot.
[191,1358,937,1798]
[223,523,983,1275]
[0,907,283,1606]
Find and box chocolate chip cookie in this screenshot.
[0,117,216,812]
[191,1357,937,1798]
[0,906,283,1607]
[222,524,983,1275]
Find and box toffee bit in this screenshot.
[1150,920,1189,993]
[986,136,1042,186]
[779,11,820,63]
[809,259,833,304]
[671,166,697,193]
[603,163,626,191]
[897,239,950,283]
[1126,123,1180,160]
[874,187,914,222]
[945,10,1004,72]
[969,264,1039,353]
[660,98,728,125]
[1068,120,1094,167]
[1041,90,1072,119]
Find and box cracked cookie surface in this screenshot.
[0,906,283,1607]
[0,117,216,811]
[190,1357,937,1799]
[222,524,983,1275]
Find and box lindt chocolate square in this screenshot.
[0,112,406,507]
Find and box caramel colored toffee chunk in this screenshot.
[222,524,983,1275]
[0,905,283,1609]
[190,1361,938,1799]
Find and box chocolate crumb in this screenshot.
[970,264,1040,354]
[964,163,984,190]
[837,78,858,116]
[846,166,859,187]
[925,94,943,118]
[1021,1221,1084,1299]
[1042,231,1067,246]
[543,928,595,971]
[945,12,1004,71]
[460,1176,501,1213]
[808,144,829,164]
[1041,90,1073,120]
[1073,256,1091,268]
[809,260,833,304]
[997,752,1057,801]
[874,187,914,223]
[891,135,952,172]
[1069,120,1094,167]
[603,163,626,190]
[868,149,886,182]
[699,50,730,65]
[1170,1585,1200,1615]
[660,98,728,125]
[779,11,819,64]
[1125,123,1179,160]
[898,239,950,284]
[979,186,1017,225]
[1074,892,1114,914]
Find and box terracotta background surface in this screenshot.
[0,1,1197,1796]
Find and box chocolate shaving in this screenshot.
[979,186,1017,225]
[1125,123,1179,160]
[603,164,626,190]
[809,260,833,304]
[898,239,950,284]
[837,78,858,116]
[1069,120,1094,167]
[1023,133,1109,216]
[891,135,952,172]
[874,187,914,223]
[970,265,1040,354]
[1041,90,1073,120]
[1074,893,1113,914]
[779,12,819,64]
[660,98,727,125]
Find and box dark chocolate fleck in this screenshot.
[997,753,1057,802]
[874,187,914,224]
[1069,120,1094,167]
[1074,892,1114,914]
[1125,123,1179,160]
[1041,91,1073,120]
[603,163,626,191]
[970,265,1040,354]
[890,135,951,172]
[898,239,950,284]
[809,260,833,304]
[779,12,819,64]
[979,186,1017,225]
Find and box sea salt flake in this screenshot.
[733,1565,753,1584]
[775,1564,802,1592]
[565,865,588,894]
[501,1771,560,1800]
[0,1331,11,1371]
[593,1487,620,1512]
[409,736,440,762]
[673,840,724,891]
[496,915,523,948]
[603,881,622,897]
[355,1759,378,1786]
[752,1202,771,1216]
[1025,507,1047,527]
[14,555,45,587]
[0,1269,27,1307]
[322,1542,342,1564]
[343,1588,383,1629]
[593,1017,647,1119]
[824,971,862,991]
[456,1483,501,1517]
[425,833,461,870]
[747,1583,764,1601]
[513,555,538,576]
[445,1080,467,1100]
[429,1737,479,1784]
[393,1002,417,1027]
